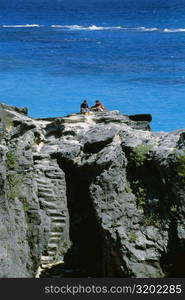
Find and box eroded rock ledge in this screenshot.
[0,102,185,278]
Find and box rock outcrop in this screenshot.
[0,102,185,278]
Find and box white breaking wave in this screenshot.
[51,24,123,30]
[2,24,41,28]
[51,25,84,29]
[51,25,160,31]
[2,24,185,33]
[87,25,123,30]
[134,26,158,32]
[163,28,185,32]
[135,27,185,33]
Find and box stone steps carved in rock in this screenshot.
[38,193,55,199]
[51,216,66,222]
[38,187,54,193]
[40,199,59,210]
[35,177,50,185]
[35,172,67,269]
[49,236,61,243]
[51,223,64,232]
[48,250,56,256]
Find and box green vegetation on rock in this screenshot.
[22,198,30,212]
[6,151,18,169]
[130,144,153,167]
[128,232,137,243]
[176,154,185,181]
[131,180,147,209]
[124,182,132,193]
[6,151,24,200]
[142,213,160,227]
[170,204,178,213]
[7,173,24,200]
[136,186,147,209]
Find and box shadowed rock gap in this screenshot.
[160,221,185,277]
[63,165,103,277]
[126,159,165,216]
[41,159,104,277]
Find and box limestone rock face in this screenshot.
[0,102,185,278]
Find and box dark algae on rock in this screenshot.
[0,102,185,278]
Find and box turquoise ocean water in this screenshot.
[0,0,185,131]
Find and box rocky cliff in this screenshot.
[0,102,185,278]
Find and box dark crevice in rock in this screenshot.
[64,170,103,276]
[65,176,102,277]
[127,161,166,217]
[101,229,130,277]
[128,114,152,123]
[11,123,36,139]
[84,139,113,154]
[160,222,185,277]
[45,123,65,138]
[42,159,104,277]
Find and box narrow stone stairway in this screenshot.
[34,159,69,270]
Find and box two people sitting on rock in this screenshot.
[80,100,105,114]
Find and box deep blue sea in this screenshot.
[0,0,185,131]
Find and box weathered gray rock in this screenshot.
[0,102,185,278]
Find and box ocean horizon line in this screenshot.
[1,24,185,33]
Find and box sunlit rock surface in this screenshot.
[0,102,185,278]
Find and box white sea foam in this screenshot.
[163,28,185,32]
[51,24,123,30]
[135,26,158,31]
[51,25,84,29]
[87,25,104,30]
[50,25,160,32]
[87,25,122,30]
[2,24,185,33]
[51,25,161,32]
[2,24,41,28]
